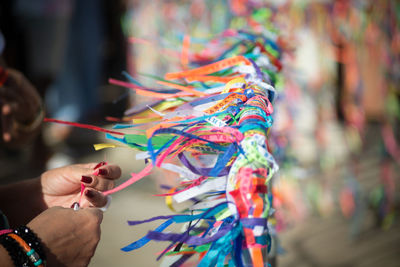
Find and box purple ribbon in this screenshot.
[240,217,267,228]
[155,201,233,260]
[127,215,174,226]
[147,222,235,246]
[248,58,263,81]
[178,153,230,177]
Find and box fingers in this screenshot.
[81,175,115,192]
[83,163,121,191]
[1,103,16,142]
[93,164,122,180]
[83,189,108,211]
[71,162,121,192]
[2,103,12,115]
[74,162,121,180]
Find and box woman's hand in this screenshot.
[0,67,43,146]
[41,162,121,208]
[28,206,103,267]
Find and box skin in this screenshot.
[0,67,43,147]
[28,207,104,267]
[0,162,121,266]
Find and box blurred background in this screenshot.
[0,0,399,266]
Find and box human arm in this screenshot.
[0,206,104,267]
[0,161,120,266]
[0,245,13,267]
[27,206,103,267]
[0,162,121,226]
[0,67,43,148]
[0,177,46,227]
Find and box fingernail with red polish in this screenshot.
[93,161,107,170]
[81,175,92,183]
[85,189,95,198]
[98,169,107,175]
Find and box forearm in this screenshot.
[0,178,47,227]
[0,245,13,266]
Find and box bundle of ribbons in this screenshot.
[93,23,283,266]
[33,11,282,266]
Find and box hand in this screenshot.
[41,162,121,208]
[28,206,103,267]
[0,67,43,145]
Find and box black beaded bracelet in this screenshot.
[14,226,46,262]
[0,234,31,267]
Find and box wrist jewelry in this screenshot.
[7,233,45,267]
[14,226,46,264]
[0,234,31,266]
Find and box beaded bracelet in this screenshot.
[0,234,31,267]
[7,233,44,267]
[14,226,46,263]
